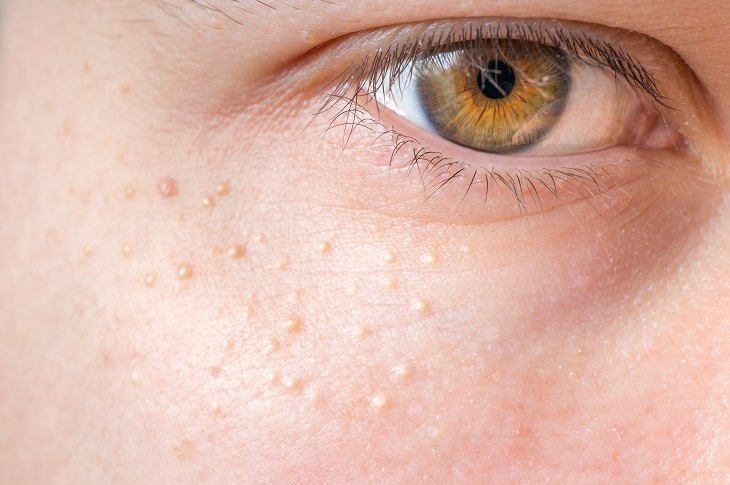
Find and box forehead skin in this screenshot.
[1,0,730,484]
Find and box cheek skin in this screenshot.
[15,106,718,485]
[103,137,717,484]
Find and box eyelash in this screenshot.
[316,20,671,209]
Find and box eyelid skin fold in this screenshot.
[293,17,710,224]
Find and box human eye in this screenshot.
[307,18,703,223]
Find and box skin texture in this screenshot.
[1,1,730,483]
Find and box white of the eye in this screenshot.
[373,61,441,134]
[535,63,649,153]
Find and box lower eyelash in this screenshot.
[324,100,623,213]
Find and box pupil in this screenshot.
[477,60,516,99]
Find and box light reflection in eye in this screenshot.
[375,36,671,156]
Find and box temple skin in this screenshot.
[1,1,730,483]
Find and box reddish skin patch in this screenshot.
[158,177,178,198]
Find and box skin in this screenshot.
[1,0,730,483]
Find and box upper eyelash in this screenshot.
[322,21,666,116]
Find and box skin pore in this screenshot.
[1,0,730,483]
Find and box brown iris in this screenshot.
[416,40,571,153]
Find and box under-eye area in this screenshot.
[309,19,703,223]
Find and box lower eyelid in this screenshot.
[311,77,705,224]
[341,147,656,225]
[322,108,655,221]
[360,93,679,169]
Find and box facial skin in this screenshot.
[2,0,730,483]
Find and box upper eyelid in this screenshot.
[328,20,664,108]
[286,16,706,156]
[303,18,690,110]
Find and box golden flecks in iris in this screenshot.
[177,263,194,280]
[389,364,414,383]
[144,272,157,287]
[421,253,438,266]
[318,241,332,255]
[281,316,302,334]
[202,196,215,208]
[227,245,246,259]
[281,376,303,393]
[122,244,132,257]
[413,299,431,315]
[265,336,281,355]
[158,177,177,198]
[119,82,131,95]
[384,251,397,264]
[370,393,391,410]
[216,182,230,196]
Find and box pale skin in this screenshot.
[2,0,730,483]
